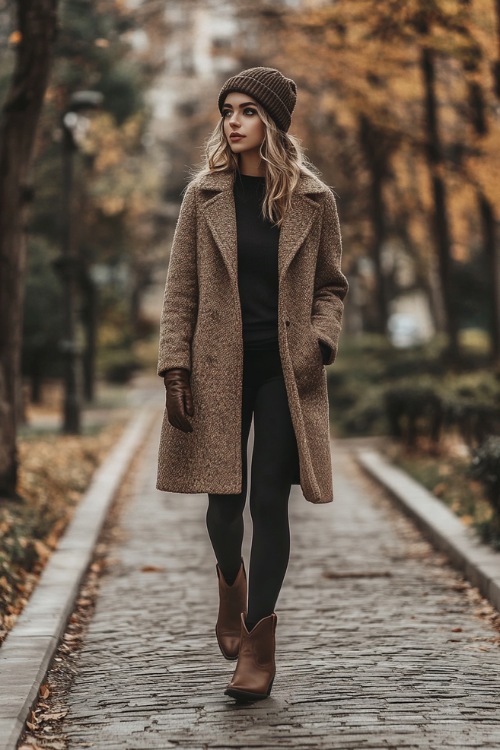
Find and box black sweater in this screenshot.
[233,172,280,347]
[233,171,331,363]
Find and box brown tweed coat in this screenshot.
[157,170,348,503]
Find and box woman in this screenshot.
[157,67,348,701]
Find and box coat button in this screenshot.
[285,319,290,327]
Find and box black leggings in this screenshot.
[206,341,299,626]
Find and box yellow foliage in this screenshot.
[465,124,500,205]
[269,0,500,279]
[80,111,161,224]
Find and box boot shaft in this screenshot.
[239,613,277,668]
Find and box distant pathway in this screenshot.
[61,418,500,749]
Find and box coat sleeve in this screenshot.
[157,183,199,376]
[311,188,349,366]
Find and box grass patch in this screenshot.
[0,420,126,643]
[390,445,500,550]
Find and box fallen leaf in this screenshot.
[0,576,12,594]
[76,597,92,607]
[41,710,68,721]
[42,741,66,750]
[32,539,51,562]
[432,481,447,497]
[39,683,50,699]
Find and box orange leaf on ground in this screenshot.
[39,684,50,699]
[41,710,68,721]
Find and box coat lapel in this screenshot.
[278,194,320,280]
[199,171,324,284]
[199,172,238,285]
[202,190,238,284]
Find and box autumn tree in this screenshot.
[0,0,58,499]
[240,0,499,360]
[23,0,168,401]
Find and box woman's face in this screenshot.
[221,92,266,155]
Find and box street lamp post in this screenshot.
[56,91,103,434]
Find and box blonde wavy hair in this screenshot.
[192,101,322,227]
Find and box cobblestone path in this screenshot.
[62,415,500,749]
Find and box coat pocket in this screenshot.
[309,324,325,367]
[292,323,324,389]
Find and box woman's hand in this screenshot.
[163,368,194,433]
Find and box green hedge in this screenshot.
[328,335,500,545]
[328,337,500,449]
[97,347,141,383]
[382,374,500,450]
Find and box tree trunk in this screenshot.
[31,359,44,405]
[0,0,58,499]
[358,114,390,334]
[464,66,500,367]
[479,196,500,368]
[488,0,500,367]
[420,43,460,362]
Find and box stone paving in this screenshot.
[60,415,500,749]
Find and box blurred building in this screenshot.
[141,0,243,321]
[146,0,241,199]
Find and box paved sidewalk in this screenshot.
[358,448,500,612]
[60,418,500,749]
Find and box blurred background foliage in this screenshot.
[1,0,500,539]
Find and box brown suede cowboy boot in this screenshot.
[215,559,247,660]
[224,612,277,701]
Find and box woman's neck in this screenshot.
[238,152,265,177]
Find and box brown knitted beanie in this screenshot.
[218,67,297,132]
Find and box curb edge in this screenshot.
[0,406,158,750]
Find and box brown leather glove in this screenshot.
[163,368,194,433]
